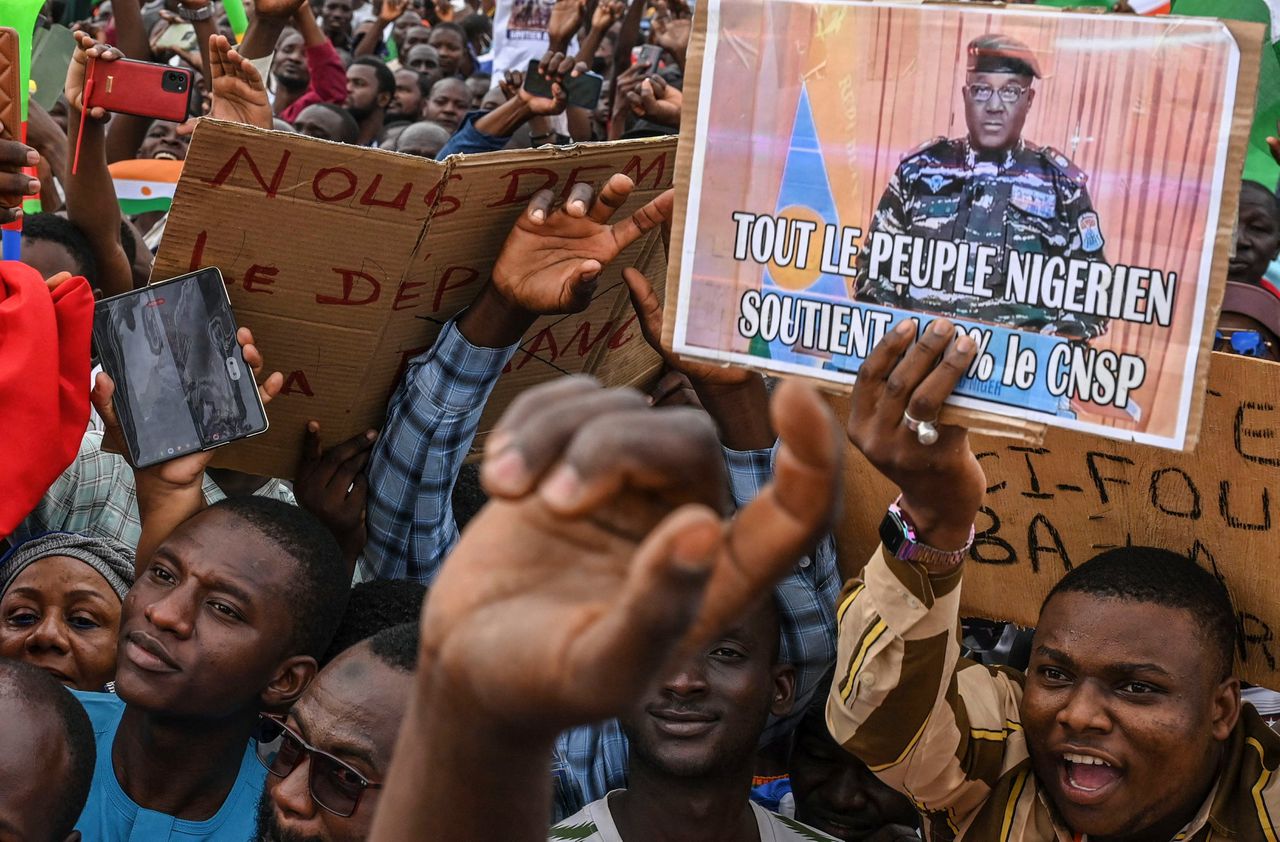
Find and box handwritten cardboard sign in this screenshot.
[152,120,675,479]
[832,352,1280,688]
[667,1,1265,450]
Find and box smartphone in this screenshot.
[153,22,198,52]
[84,55,192,123]
[523,59,605,110]
[631,44,661,69]
[92,268,269,468]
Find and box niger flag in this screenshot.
[1128,0,1173,13]
[108,158,184,215]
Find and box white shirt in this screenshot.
[549,791,837,842]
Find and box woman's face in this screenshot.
[0,556,122,691]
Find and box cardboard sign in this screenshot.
[152,121,675,479]
[666,1,1264,451]
[832,352,1280,689]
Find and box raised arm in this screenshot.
[363,174,674,582]
[831,318,1028,823]
[64,33,133,299]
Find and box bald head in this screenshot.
[395,121,452,159]
[0,659,95,841]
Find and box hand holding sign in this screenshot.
[845,318,984,551]
[491,173,673,314]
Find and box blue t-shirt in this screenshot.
[72,690,267,841]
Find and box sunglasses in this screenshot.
[1215,328,1277,359]
[253,713,383,817]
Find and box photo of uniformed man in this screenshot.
[855,33,1109,341]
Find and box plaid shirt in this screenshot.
[13,431,295,552]
[364,319,840,820]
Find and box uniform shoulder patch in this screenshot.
[901,136,948,162]
[1040,145,1088,185]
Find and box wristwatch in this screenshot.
[176,3,214,21]
[879,496,973,571]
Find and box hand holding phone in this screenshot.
[523,56,604,111]
[85,56,192,123]
[92,268,276,468]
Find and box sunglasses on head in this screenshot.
[253,713,382,817]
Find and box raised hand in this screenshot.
[66,30,121,121]
[206,34,273,129]
[650,6,691,65]
[252,0,311,20]
[417,375,842,732]
[295,422,377,567]
[626,74,681,127]
[547,0,587,51]
[844,317,983,550]
[490,173,673,314]
[518,51,586,116]
[378,0,411,24]
[591,0,625,31]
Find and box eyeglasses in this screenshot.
[1215,328,1278,359]
[253,714,383,817]
[966,83,1029,104]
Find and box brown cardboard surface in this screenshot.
[152,121,674,479]
[831,352,1280,688]
[665,5,1264,452]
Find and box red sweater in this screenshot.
[279,41,349,123]
[0,264,92,538]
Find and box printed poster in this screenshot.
[670,1,1251,449]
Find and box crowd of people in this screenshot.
[1,0,1280,840]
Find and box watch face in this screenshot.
[879,510,906,556]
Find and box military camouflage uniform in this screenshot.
[855,137,1109,339]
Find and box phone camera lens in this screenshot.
[161,71,189,94]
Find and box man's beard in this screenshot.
[255,787,325,842]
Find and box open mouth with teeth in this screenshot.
[1060,752,1123,804]
[152,151,179,160]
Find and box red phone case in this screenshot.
[84,57,192,124]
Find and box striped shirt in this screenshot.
[828,546,1280,841]
[550,791,838,841]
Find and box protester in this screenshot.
[831,317,1280,838]
[422,76,472,133]
[294,102,362,144]
[394,120,453,157]
[0,658,97,842]
[0,532,134,692]
[321,0,356,51]
[1228,180,1280,288]
[72,493,351,839]
[549,596,840,841]
[388,66,428,121]
[787,692,920,842]
[428,21,470,78]
[405,43,444,81]
[255,622,418,842]
[346,56,395,145]
[270,13,348,123]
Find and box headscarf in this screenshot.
[0,532,135,601]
